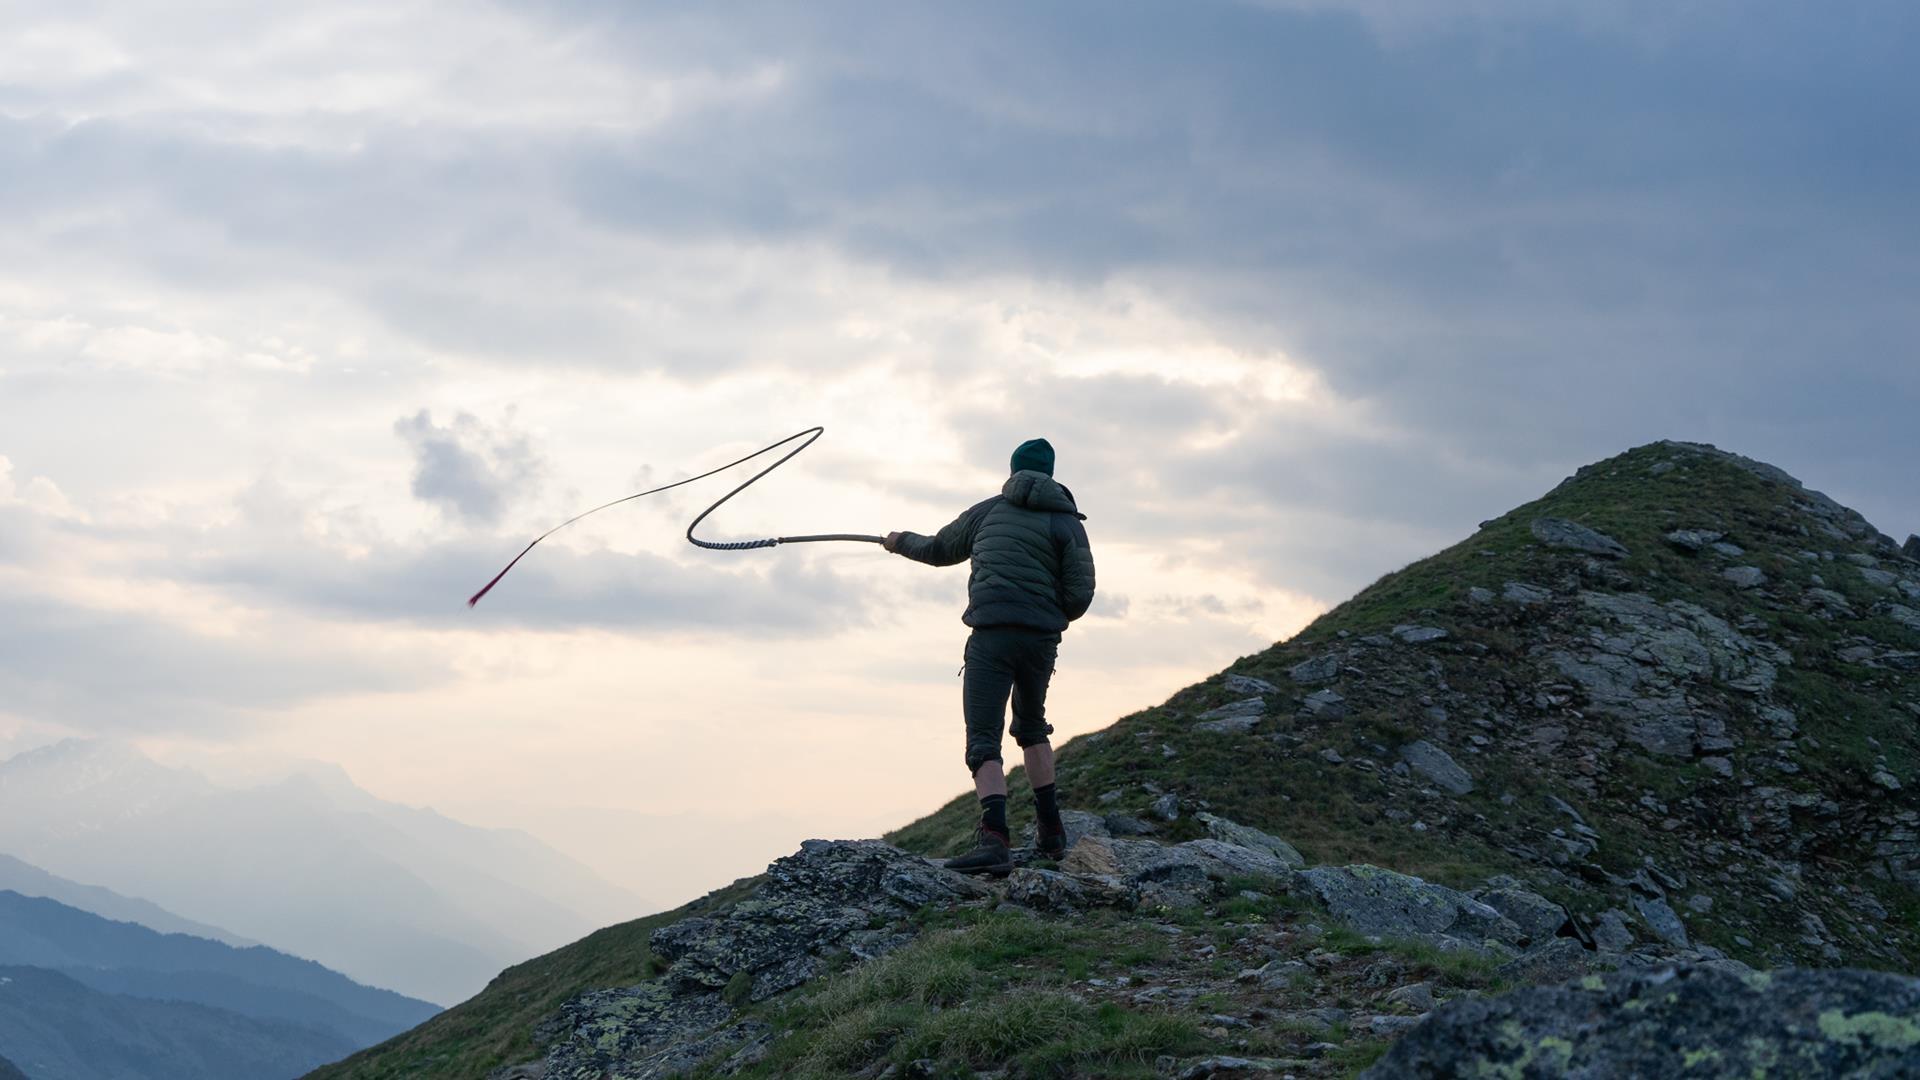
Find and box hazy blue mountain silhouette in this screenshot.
[0,965,349,1080]
[0,853,251,947]
[0,740,651,1004]
[0,890,438,1049]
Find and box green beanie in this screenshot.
[1010,438,1055,476]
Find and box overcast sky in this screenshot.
[2,0,1915,905]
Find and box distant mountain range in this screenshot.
[0,741,654,1004]
[0,890,438,1049]
[0,853,252,948]
[0,964,350,1080]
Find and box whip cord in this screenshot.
[467,426,882,607]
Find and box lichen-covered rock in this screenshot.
[1400,740,1474,795]
[1478,886,1569,945]
[1496,937,1594,985]
[1222,673,1279,695]
[1195,812,1306,868]
[1004,867,1133,912]
[1361,966,1920,1079]
[1288,654,1341,684]
[1195,697,1265,725]
[651,840,988,1001]
[1549,591,1784,757]
[1502,581,1552,605]
[1532,517,1629,558]
[539,983,756,1080]
[542,840,987,1078]
[1665,528,1724,552]
[1300,865,1525,950]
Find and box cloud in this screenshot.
[0,581,443,733]
[393,409,546,526]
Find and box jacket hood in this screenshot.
[1003,470,1086,518]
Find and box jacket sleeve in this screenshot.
[894,499,993,567]
[1054,514,1096,621]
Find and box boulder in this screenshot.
[539,983,763,1080]
[1722,566,1767,589]
[1502,581,1552,605]
[1631,894,1690,947]
[651,841,988,1001]
[1496,937,1593,985]
[1664,529,1724,552]
[546,840,988,1079]
[1178,838,1299,885]
[1288,654,1341,684]
[1393,624,1449,644]
[1478,886,1570,945]
[1302,689,1347,718]
[1361,966,1920,1079]
[1906,534,1920,561]
[1197,697,1266,723]
[1195,812,1307,868]
[1005,867,1133,912]
[1399,740,1474,795]
[1300,865,1525,949]
[1593,909,1636,953]
[1223,673,1279,695]
[1533,517,1629,559]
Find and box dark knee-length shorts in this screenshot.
[962,626,1060,772]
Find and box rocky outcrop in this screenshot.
[1531,517,1628,558]
[1298,864,1525,952]
[536,840,988,1079]
[1363,966,1920,1078]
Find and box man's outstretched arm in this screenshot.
[887,499,994,566]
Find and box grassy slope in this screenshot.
[315,441,1918,1078]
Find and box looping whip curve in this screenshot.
[467,426,882,608]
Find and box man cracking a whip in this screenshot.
[885,438,1097,876]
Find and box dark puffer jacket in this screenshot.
[894,470,1095,631]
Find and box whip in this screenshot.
[467,426,883,608]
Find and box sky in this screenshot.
[1,0,1916,909]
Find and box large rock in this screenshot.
[1400,740,1474,795]
[539,983,764,1080]
[1288,654,1341,684]
[1549,591,1784,757]
[1478,885,1570,945]
[1195,812,1306,868]
[1005,867,1134,912]
[541,840,988,1078]
[1060,835,1294,893]
[1222,673,1278,696]
[1905,534,1920,561]
[1300,865,1524,949]
[1361,966,1920,1079]
[1532,517,1629,559]
[651,841,988,1001]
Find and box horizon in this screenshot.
[3,0,1918,1011]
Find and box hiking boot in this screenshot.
[944,826,1013,877]
[1035,826,1068,861]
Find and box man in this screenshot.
[885,437,1096,876]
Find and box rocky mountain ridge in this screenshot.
[314,440,1920,1079]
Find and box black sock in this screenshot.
[980,794,1009,838]
[1033,784,1063,834]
